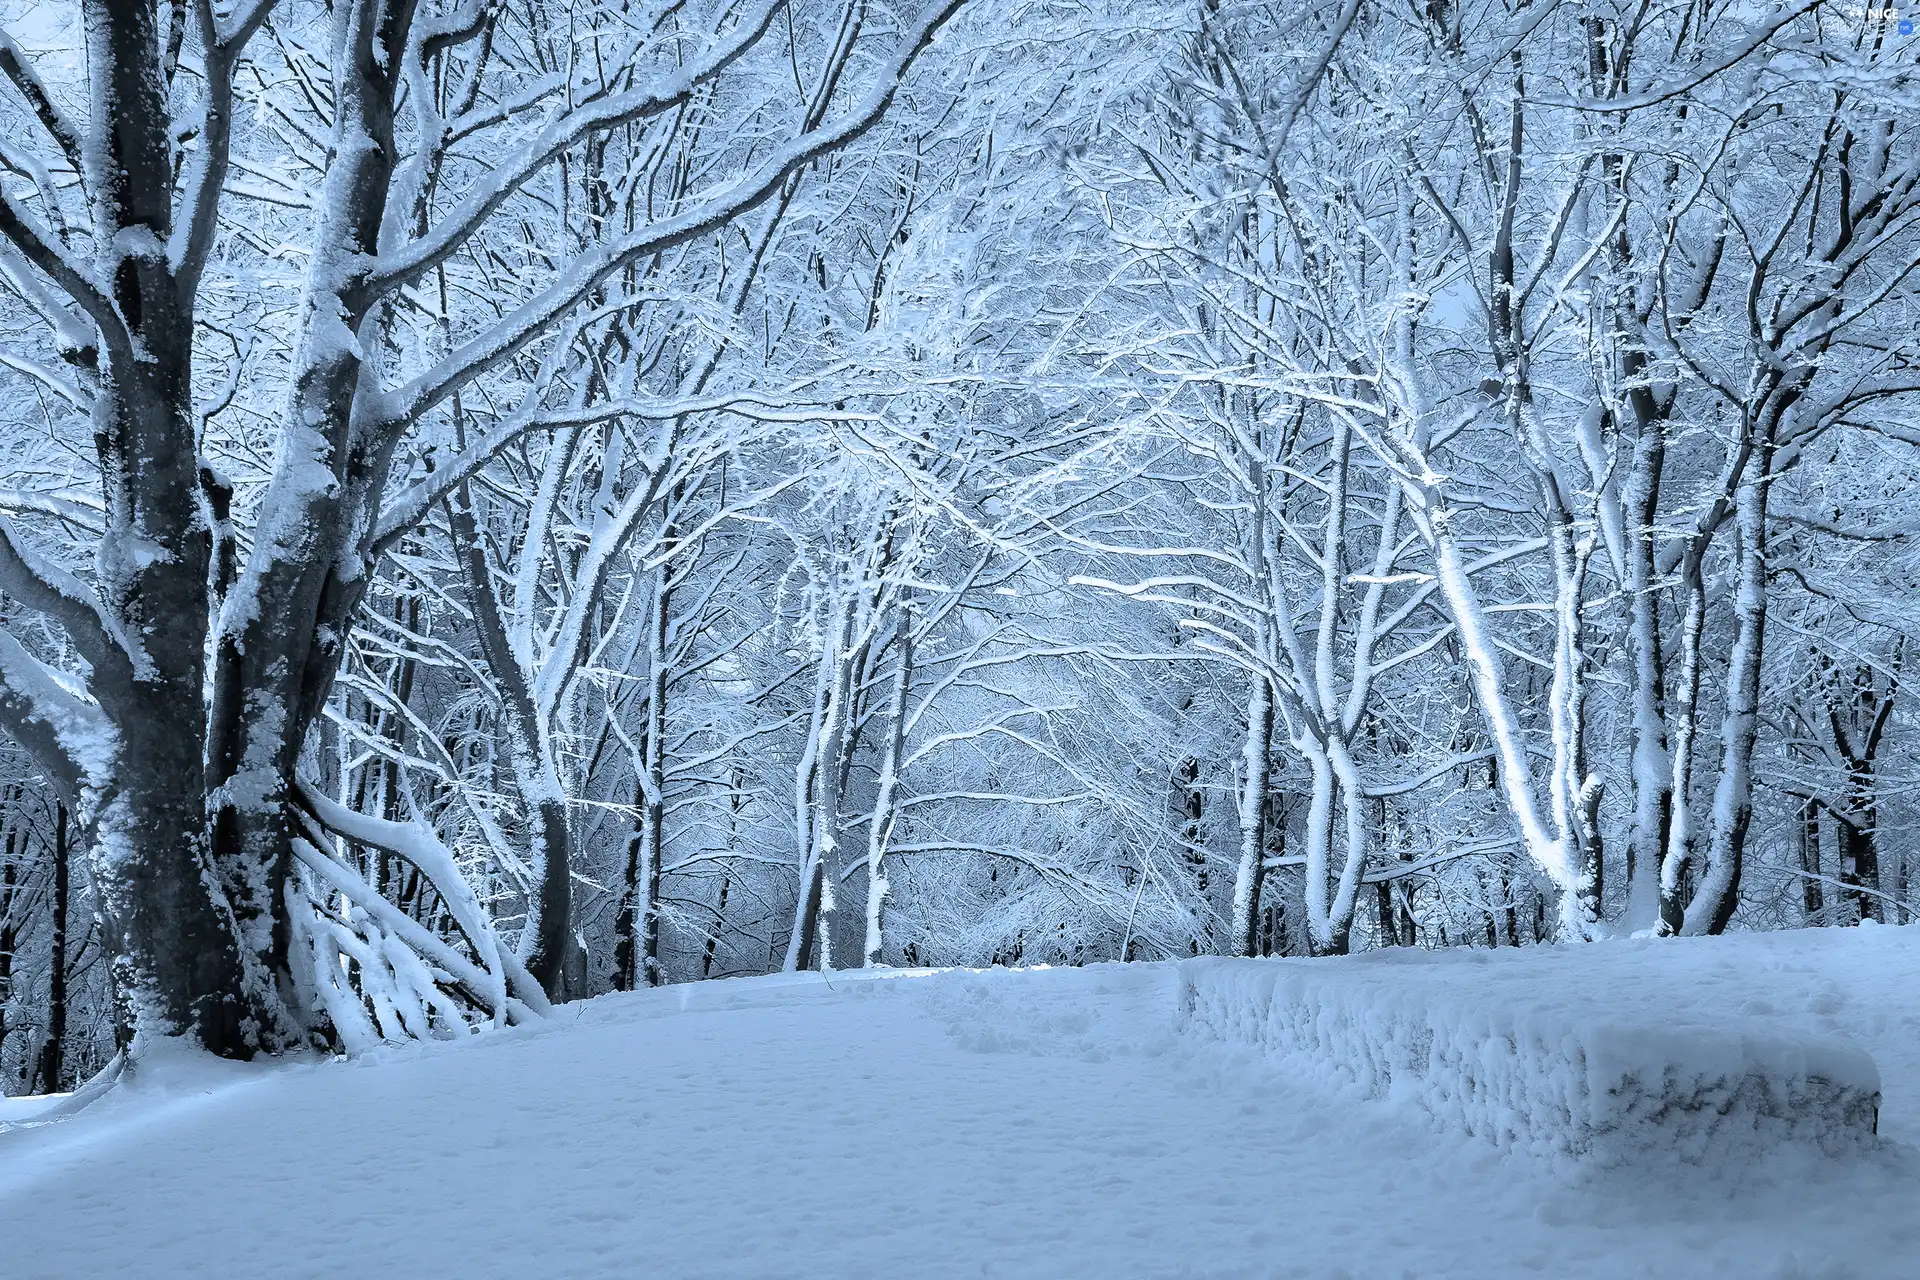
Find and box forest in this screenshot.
[0,0,1913,1094]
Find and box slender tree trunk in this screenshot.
[640,566,672,987]
[1544,507,1603,926]
[703,870,731,979]
[1681,441,1773,936]
[1658,544,1709,934]
[863,602,912,967]
[1426,512,1588,935]
[372,593,422,898]
[1622,372,1671,929]
[1823,652,1897,925]
[0,798,15,1076]
[449,484,575,998]
[1299,746,1339,954]
[614,768,648,993]
[1837,799,1881,926]
[1799,798,1825,924]
[1229,430,1275,959]
[34,803,68,1092]
[617,562,673,989]
[1176,756,1207,891]
[1230,671,1274,957]
[786,595,855,972]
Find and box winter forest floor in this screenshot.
[3,928,1920,1279]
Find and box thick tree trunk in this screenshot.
[68,0,278,1057]
[197,0,427,1051]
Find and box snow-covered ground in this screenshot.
[4,927,1919,1279]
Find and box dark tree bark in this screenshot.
[0,793,16,1078]
[1799,798,1825,924]
[616,559,673,992]
[447,484,576,1000]
[33,802,67,1092]
[1825,655,1897,926]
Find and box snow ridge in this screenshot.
[1178,953,1882,1169]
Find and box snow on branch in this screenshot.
[0,627,103,804]
[370,0,970,435]
[167,0,281,289]
[357,0,787,304]
[0,488,103,533]
[288,785,551,1048]
[0,346,88,408]
[0,191,125,358]
[0,28,86,186]
[0,518,146,685]
[294,781,534,1021]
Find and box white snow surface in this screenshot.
[4,926,1920,1278]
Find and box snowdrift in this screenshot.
[1178,943,1882,1168]
[5,930,1920,1277]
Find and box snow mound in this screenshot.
[1178,946,1882,1169]
[6,933,1920,1277]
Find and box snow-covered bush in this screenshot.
[1179,949,1881,1168]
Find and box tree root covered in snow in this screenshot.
[289,785,552,1053]
[0,1052,124,1132]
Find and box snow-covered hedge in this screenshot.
[1178,949,1881,1167]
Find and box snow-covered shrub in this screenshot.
[1178,950,1881,1169]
